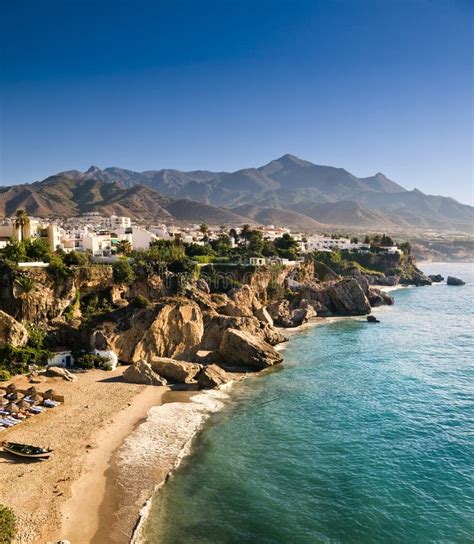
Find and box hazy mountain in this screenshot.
[2,155,472,232]
[0,174,250,225]
[233,205,326,231]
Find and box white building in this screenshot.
[103,215,132,230]
[47,348,74,368]
[115,226,157,250]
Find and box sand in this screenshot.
[0,368,166,544]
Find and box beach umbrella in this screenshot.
[26,386,37,395]
[6,383,16,393]
[5,402,20,413]
[28,393,42,404]
[16,399,31,410]
[43,389,55,400]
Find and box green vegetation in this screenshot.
[0,345,52,376]
[132,295,151,308]
[112,257,136,284]
[0,504,16,544]
[0,369,12,382]
[74,353,110,370]
[80,292,114,321]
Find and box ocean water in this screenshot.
[143,263,474,544]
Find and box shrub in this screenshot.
[0,504,16,543]
[132,295,151,309]
[112,258,136,284]
[63,251,91,266]
[25,322,47,349]
[0,369,11,382]
[47,254,71,281]
[74,353,110,370]
[0,345,52,376]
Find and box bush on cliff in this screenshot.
[112,257,136,284]
[0,345,52,375]
[74,353,110,370]
[0,369,11,382]
[0,504,16,544]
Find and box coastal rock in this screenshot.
[92,299,204,364]
[409,270,432,286]
[0,310,28,347]
[267,300,291,325]
[123,360,167,386]
[219,328,283,370]
[196,278,210,294]
[45,367,76,382]
[313,261,341,282]
[289,304,316,327]
[254,306,274,327]
[367,288,394,307]
[150,356,202,384]
[201,313,286,351]
[447,276,465,286]
[428,274,444,283]
[196,364,230,389]
[326,278,371,315]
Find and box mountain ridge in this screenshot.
[1,155,472,232]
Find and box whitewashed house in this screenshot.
[47,348,74,368]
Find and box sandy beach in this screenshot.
[0,368,166,544]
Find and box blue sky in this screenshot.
[1,0,472,203]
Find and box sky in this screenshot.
[1,0,472,204]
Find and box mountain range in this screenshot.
[1,154,472,232]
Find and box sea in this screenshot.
[141,263,474,544]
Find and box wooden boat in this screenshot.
[1,441,52,459]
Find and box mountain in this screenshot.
[2,155,472,232]
[0,174,250,225]
[233,205,326,231]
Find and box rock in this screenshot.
[123,360,167,386]
[288,305,316,327]
[428,274,444,283]
[367,315,380,323]
[150,356,202,383]
[196,278,210,294]
[92,299,204,364]
[45,367,76,382]
[0,310,28,347]
[219,328,283,370]
[326,278,371,315]
[447,276,465,286]
[267,300,291,325]
[410,270,432,286]
[367,288,394,307]
[254,306,274,326]
[313,261,340,282]
[196,364,229,389]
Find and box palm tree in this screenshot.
[116,239,132,255]
[14,209,30,241]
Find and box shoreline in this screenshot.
[125,287,407,542]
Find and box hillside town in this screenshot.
[0,211,403,266]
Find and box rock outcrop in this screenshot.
[428,274,444,283]
[326,278,371,315]
[447,276,465,286]
[91,299,204,364]
[45,367,76,381]
[149,356,202,384]
[219,328,283,369]
[123,360,167,385]
[196,364,229,389]
[0,310,28,347]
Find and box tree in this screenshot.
[199,223,209,235]
[2,240,26,263]
[14,209,30,241]
[116,239,132,255]
[112,257,136,284]
[274,233,300,260]
[239,224,253,242]
[399,241,411,255]
[380,234,394,247]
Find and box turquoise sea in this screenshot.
[143,263,474,544]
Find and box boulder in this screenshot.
[288,305,316,327]
[447,276,465,286]
[0,310,28,347]
[196,364,230,389]
[254,306,274,327]
[196,278,210,294]
[313,261,340,282]
[150,356,202,384]
[428,274,444,283]
[45,367,76,382]
[123,360,167,386]
[326,278,371,315]
[219,328,283,370]
[267,300,291,325]
[410,270,432,286]
[367,288,394,307]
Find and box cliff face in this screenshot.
[0,257,402,386]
